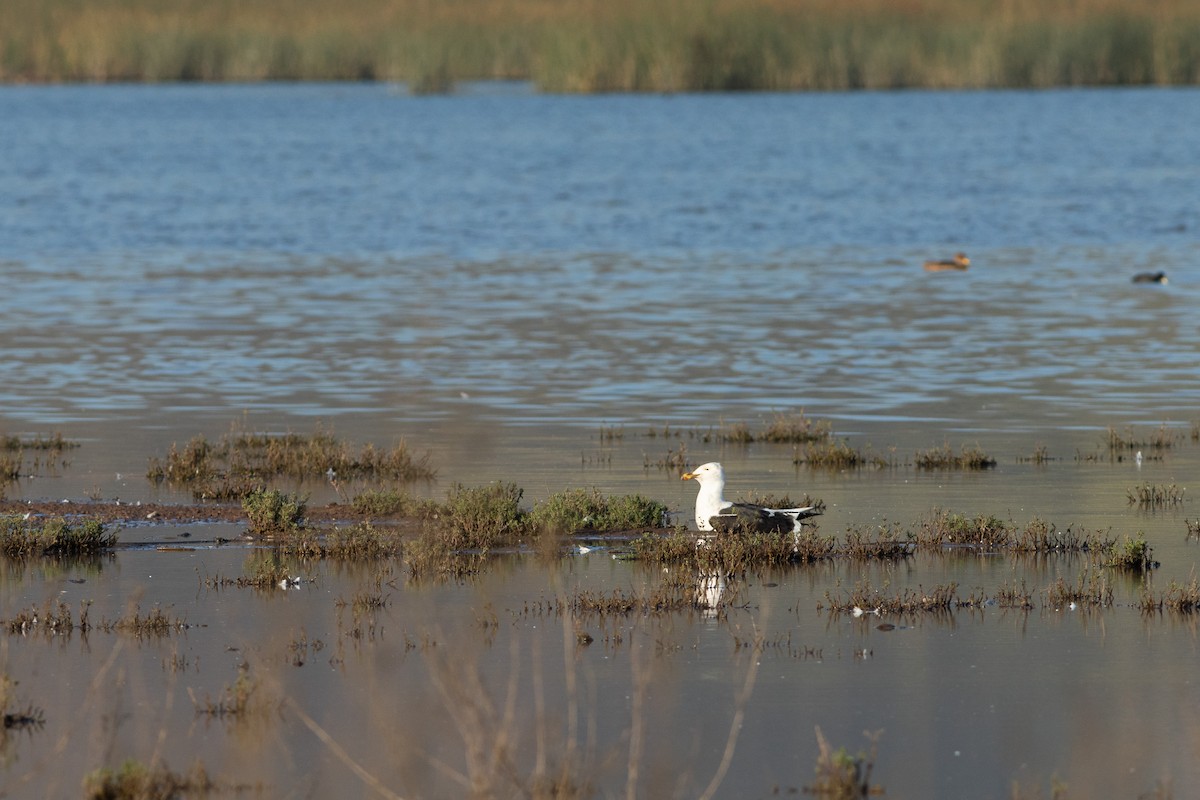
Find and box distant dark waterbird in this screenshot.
[1131,271,1168,284]
[923,252,970,272]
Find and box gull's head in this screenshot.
[681,462,724,486]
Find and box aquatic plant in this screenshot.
[913,443,997,470]
[528,488,667,533]
[351,488,422,517]
[1106,423,1180,451]
[147,424,435,491]
[1127,483,1185,507]
[643,443,689,474]
[102,604,192,639]
[995,580,1035,610]
[191,664,273,721]
[822,580,958,615]
[84,759,216,800]
[915,510,1012,550]
[1044,571,1113,609]
[0,517,116,558]
[435,481,526,548]
[242,488,307,537]
[806,727,884,799]
[794,439,893,469]
[1016,443,1053,464]
[325,522,404,560]
[757,410,833,443]
[0,431,78,451]
[1099,534,1156,572]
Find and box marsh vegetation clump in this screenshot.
[1045,571,1113,609]
[643,442,689,473]
[806,726,884,799]
[1106,423,1180,452]
[0,431,77,452]
[83,759,216,800]
[1158,577,1200,613]
[325,522,404,560]
[436,481,526,549]
[146,423,435,496]
[1017,443,1053,464]
[0,516,117,558]
[350,487,427,517]
[914,511,1113,555]
[913,443,997,470]
[191,664,275,721]
[565,583,700,617]
[242,488,307,537]
[794,439,894,469]
[3,599,94,639]
[995,580,1036,610]
[1127,483,1185,507]
[916,510,1012,551]
[628,528,837,571]
[102,604,191,639]
[822,580,959,616]
[528,488,667,533]
[1098,534,1156,572]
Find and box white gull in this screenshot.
[681,462,822,534]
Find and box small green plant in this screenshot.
[242,488,306,537]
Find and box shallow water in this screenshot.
[1,84,1199,798]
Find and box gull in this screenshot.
[681,462,822,534]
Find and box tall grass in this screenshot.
[5,0,1200,90]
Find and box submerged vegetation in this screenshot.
[7,0,1200,91]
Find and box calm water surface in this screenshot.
[1,84,1199,798]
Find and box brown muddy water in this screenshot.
[2,85,1200,798]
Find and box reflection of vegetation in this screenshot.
[8,1,1200,92]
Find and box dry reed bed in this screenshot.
[5,0,1200,90]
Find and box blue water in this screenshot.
[1,83,1198,447]
[3,84,1197,257]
